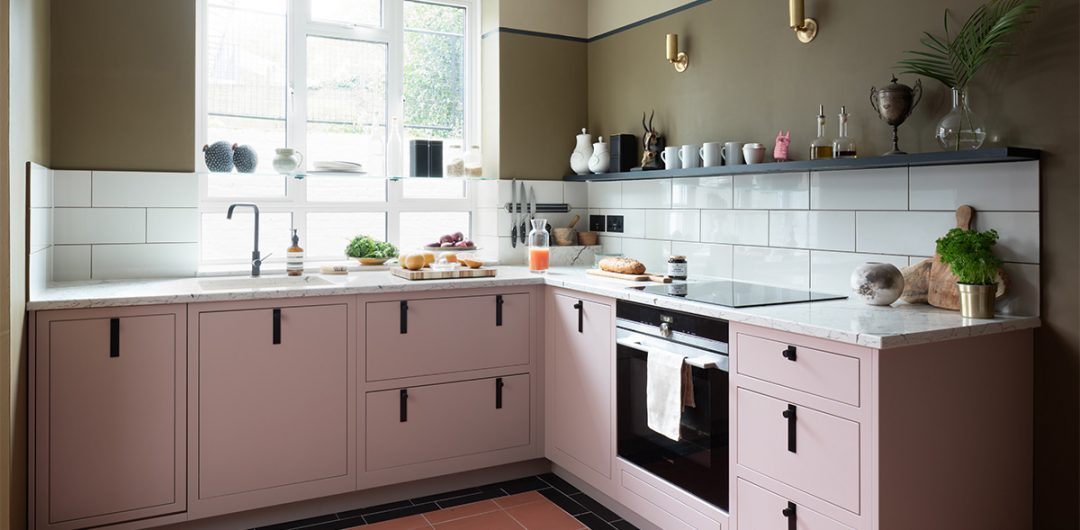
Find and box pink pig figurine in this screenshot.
[773,131,791,162]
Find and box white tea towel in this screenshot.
[646,348,691,441]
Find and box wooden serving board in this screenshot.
[586,268,673,283]
[391,267,497,281]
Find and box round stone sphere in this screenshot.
[850,262,905,306]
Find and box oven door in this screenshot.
[615,328,730,512]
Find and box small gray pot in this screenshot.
[957,283,997,319]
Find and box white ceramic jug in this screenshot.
[588,137,610,173]
[273,148,304,175]
[569,128,593,175]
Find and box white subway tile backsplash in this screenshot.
[769,211,855,251]
[599,235,623,254]
[810,251,908,296]
[475,180,500,208]
[29,248,49,295]
[563,181,589,208]
[588,181,623,208]
[978,212,1040,264]
[147,209,199,243]
[29,164,52,208]
[733,246,810,290]
[30,208,51,253]
[601,209,645,238]
[997,262,1040,316]
[92,171,197,207]
[909,161,1039,211]
[672,176,732,209]
[734,173,809,210]
[526,181,565,204]
[645,210,700,242]
[620,238,671,273]
[53,245,91,281]
[54,208,146,245]
[623,180,672,209]
[856,211,954,256]
[701,210,769,246]
[811,167,908,210]
[475,208,499,237]
[91,243,198,279]
[671,241,732,279]
[54,170,92,207]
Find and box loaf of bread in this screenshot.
[599,257,646,275]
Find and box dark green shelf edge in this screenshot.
[563,147,1041,182]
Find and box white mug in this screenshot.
[700,142,722,167]
[721,142,745,166]
[679,144,702,169]
[661,146,681,170]
[743,143,767,165]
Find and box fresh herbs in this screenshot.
[345,235,398,259]
[935,228,1002,285]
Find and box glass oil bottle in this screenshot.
[809,105,833,160]
[833,106,857,158]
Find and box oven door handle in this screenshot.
[616,337,727,371]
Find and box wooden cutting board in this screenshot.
[586,269,673,283]
[391,267,497,281]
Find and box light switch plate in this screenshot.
[606,215,624,233]
[590,215,606,232]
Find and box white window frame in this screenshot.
[195,0,480,268]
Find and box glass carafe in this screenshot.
[528,219,550,274]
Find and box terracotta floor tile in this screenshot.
[505,499,586,530]
[365,514,432,530]
[493,490,546,509]
[423,499,501,524]
[433,510,525,530]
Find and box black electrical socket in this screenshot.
[589,215,606,232]
[606,215,624,233]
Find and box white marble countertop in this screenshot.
[29,267,1040,349]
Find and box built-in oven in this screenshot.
[615,300,730,512]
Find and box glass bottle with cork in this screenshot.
[809,105,833,160]
[832,106,857,158]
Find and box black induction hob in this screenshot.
[631,280,846,308]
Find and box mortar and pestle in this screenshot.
[552,215,580,246]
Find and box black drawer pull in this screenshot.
[495,377,504,409]
[782,404,797,453]
[782,502,797,530]
[573,301,583,333]
[400,301,408,334]
[109,318,120,358]
[400,389,408,422]
[496,295,504,326]
[782,346,797,361]
[272,308,281,345]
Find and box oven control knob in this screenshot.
[660,322,672,338]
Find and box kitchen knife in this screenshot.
[527,186,537,243]
[519,181,528,244]
[510,179,518,248]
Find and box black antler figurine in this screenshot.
[640,110,664,170]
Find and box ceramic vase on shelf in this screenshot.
[570,128,593,175]
[588,137,610,174]
[850,262,905,306]
[936,87,986,151]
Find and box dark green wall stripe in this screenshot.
[481,0,712,43]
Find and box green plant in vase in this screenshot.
[898,0,1039,151]
[935,228,1003,318]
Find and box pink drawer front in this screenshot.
[366,293,530,381]
[737,333,860,406]
[737,479,853,530]
[737,389,861,513]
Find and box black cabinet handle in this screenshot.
[109,318,120,358]
[400,389,408,422]
[573,301,583,333]
[782,404,797,453]
[496,295,504,327]
[272,308,282,345]
[782,346,797,361]
[782,502,797,530]
[400,301,408,334]
[495,377,504,409]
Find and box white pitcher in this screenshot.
[273,148,304,175]
[569,128,593,176]
[588,137,610,174]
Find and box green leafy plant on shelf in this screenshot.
[935,228,1002,285]
[345,235,399,259]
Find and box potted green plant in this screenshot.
[345,235,398,266]
[898,0,1039,150]
[935,228,1002,318]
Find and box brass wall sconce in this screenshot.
[789,0,818,43]
[666,34,689,72]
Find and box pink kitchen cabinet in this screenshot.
[32,305,186,530]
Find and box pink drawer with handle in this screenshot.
[737,333,861,406]
[737,479,853,530]
[737,388,861,513]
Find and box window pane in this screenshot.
[307,37,388,174]
[207,0,287,167]
[307,176,387,203]
[402,179,465,199]
[206,173,288,199]
[404,2,465,143]
[201,212,293,263]
[311,0,381,28]
[399,212,470,251]
[307,212,387,259]
[404,1,464,34]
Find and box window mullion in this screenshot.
[385,0,405,179]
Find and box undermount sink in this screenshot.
[197,275,334,291]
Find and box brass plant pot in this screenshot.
[957,283,997,319]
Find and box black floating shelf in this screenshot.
[563,147,1040,182]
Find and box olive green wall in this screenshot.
[50,0,195,172]
[587,1,1079,526]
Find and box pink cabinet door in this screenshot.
[737,479,853,530]
[197,303,349,499]
[737,389,861,513]
[38,310,184,528]
[737,333,861,406]
[550,294,613,479]
[366,293,530,381]
[366,374,530,470]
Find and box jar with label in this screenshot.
[667,255,688,280]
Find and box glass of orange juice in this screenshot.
[527,219,550,274]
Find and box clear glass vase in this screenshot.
[527,218,550,274]
[935,87,986,151]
